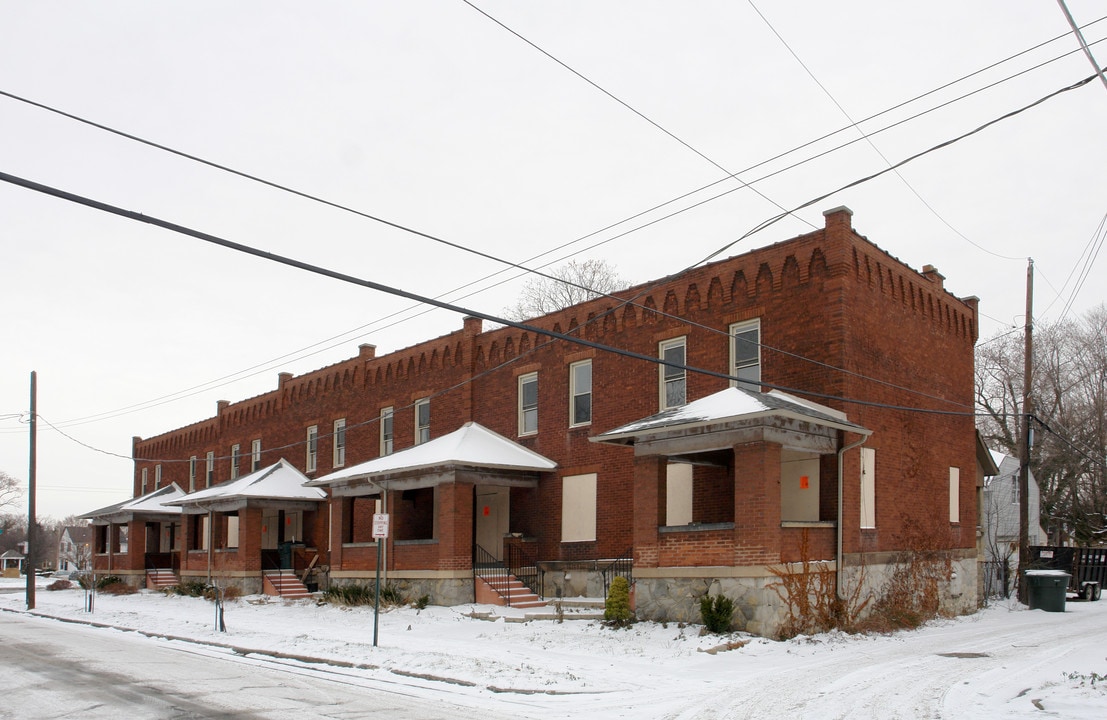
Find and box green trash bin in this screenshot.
[1026,569,1070,612]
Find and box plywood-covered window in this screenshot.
[561,473,597,542]
[861,447,876,528]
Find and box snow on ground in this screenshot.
[2,575,1107,719]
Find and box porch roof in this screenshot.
[80,483,186,525]
[165,459,325,508]
[309,421,557,487]
[591,387,871,446]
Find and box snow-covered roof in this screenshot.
[166,459,325,506]
[310,421,556,486]
[81,482,186,522]
[593,387,870,445]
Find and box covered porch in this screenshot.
[311,421,556,606]
[593,387,871,635]
[80,483,186,589]
[164,459,327,597]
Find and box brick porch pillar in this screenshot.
[633,455,666,568]
[733,442,783,565]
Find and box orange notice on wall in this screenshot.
[483,506,490,516]
[800,475,810,490]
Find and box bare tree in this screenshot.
[503,259,629,321]
[976,305,1107,545]
[0,471,21,512]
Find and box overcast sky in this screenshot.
[2,1,1105,521]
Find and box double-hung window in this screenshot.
[380,407,394,456]
[205,452,215,487]
[569,360,592,426]
[230,444,240,480]
[414,399,430,445]
[659,337,687,409]
[333,418,346,468]
[519,373,538,436]
[730,319,761,388]
[251,439,262,472]
[189,456,197,492]
[154,464,162,489]
[141,468,148,495]
[306,425,318,473]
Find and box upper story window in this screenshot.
[189,456,197,492]
[141,468,148,495]
[730,319,761,388]
[380,407,394,456]
[306,425,319,473]
[251,439,262,472]
[414,399,430,445]
[519,373,538,436]
[333,418,346,468]
[205,451,215,488]
[230,444,240,480]
[154,464,161,489]
[659,337,687,410]
[569,360,592,427]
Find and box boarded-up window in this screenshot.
[781,451,820,522]
[949,466,960,523]
[665,463,693,526]
[860,448,876,528]
[226,514,239,549]
[562,473,597,542]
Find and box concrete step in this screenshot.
[264,570,312,599]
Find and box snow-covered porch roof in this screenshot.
[81,483,186,526]
[164,459,325,514]
[310,421,557,496]
[592,387,871,458]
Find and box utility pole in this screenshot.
[27,371,37,610]
[1018,261,1033,603]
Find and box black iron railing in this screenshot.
[474,544,511,605]
[601,547,634,600]
[506,542,540,599]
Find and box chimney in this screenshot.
[922,264,945,289]
[359,343,376,361]
[463,316,483,336]
[278,372,293,389]
[216,400,229,415]
[822,205,853,233]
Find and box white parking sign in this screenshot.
[372,513,390,539]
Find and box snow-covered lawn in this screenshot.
[3,576,1106,719]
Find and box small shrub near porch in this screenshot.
[604,576,635,627]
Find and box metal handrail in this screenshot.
[601,547,634,600]
[506,542,540,599]
[474,544,511,605]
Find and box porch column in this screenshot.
[733,441,782,565]
[436,482,474,571]
[633,455,666,568]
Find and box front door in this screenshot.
[475,486,510,561]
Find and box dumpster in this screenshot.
[1026,569,1070,612]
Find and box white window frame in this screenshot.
[414,399,430,445]
[518,372,538,436]
[230,444,240,480]
[380,407,394,456]
[561,473,598,542]
[949,466,960,523]
[189,456,197,492]
[155,464,161,489]
[251,438,262,472]
[333,418,346,468]
[226,514,240,549]
[659,336,687,410]
[569,360,592,427]
[205,451,215,488]
[141,468,148,495]
[730,318,762,388]
[860,447,876,529]
[306,425,319,473]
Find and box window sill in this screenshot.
[342,542,379,548]
[659,522,734,534]
[781,521,836,529]
[394,538,438,546]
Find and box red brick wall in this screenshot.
[130,208,978,571]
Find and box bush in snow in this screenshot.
[604,576,635,627]
[699,594,734,634]
[46,579,72,591]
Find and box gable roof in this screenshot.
[165,459,325,507]
[310,421,557,487]
[81,483,186,524]
[592,387,870,446]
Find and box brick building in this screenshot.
[85,206,980,636]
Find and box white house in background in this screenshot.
[57,525,92,573]
[981,451,1046,597]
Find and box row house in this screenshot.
[84,207,980,636]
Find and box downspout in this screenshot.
[206,507,214,585]
[837,434,869,600]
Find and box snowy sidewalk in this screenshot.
[3,577,1107,719]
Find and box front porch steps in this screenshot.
[146,569,178,591]
[263,569,313,599]
[470,597,607,622]
[475,574,547,609]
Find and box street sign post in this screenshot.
[372,513,389,647]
